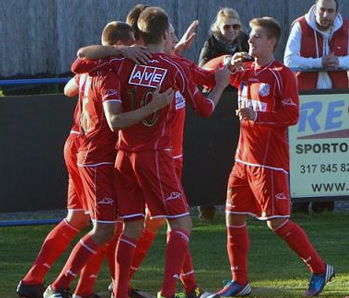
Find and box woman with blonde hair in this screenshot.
[198,7,249,66]
[197,8,249,223]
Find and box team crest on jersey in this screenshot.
[128,65,167,88]
[259,83,271,97]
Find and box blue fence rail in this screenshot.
[0,78,70,86]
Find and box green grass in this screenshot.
[0,211,348,298]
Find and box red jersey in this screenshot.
[170,55,216,158]
[69,74,82,134]
[230,60,299,172]
[75,71,118,165]
[72,53,215,152]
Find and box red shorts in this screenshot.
[115,150,189,220]
[173,156,183,178]
[226,162,290,220]
[78,163,118,223]
[64,134,87,212]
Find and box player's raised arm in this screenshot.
[174,20,199,55]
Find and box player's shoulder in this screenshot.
[270,60,294,75]
[154,53,189,70]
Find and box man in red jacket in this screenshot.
[284,0,349,213]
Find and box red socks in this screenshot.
[227,224,250,285]
[106,220,124,281]
[23,219,80,284]
[129,228,157,280]
[273,220,325,274]
[73,221,124,297]
[161,228,190,298]
[180,252,197,294]
[74,245,106,297]
[51,235,100,290]
[114,235,138,298]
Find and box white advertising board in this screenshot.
[289,93,349,198]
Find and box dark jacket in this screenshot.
[198,31,249,67]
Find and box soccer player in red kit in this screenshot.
[17,21,150,298]
[16,73,90,298]
[72,10,213,298]
[42,22,168,298]
[73,7,230,298]
[207,17,334,298]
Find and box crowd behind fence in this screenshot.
[1,0,349,78]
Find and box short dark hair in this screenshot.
[101,21,134,46]
[126,4,149,40]
[315,0,338,11]
[249,17,281,51]
[137,7,169,45]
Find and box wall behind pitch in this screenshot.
[1,0,348,77]
[0,92,237,212]
[0,95,76,212]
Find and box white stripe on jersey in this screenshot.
[235,159,289,174]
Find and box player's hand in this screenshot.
[215,65,231,89]
[119,45,152,64]
[322,52,339,69]
[174,20,199,55]
[227,52,251,72]
[152,86,175,110]
[236,106,257,121]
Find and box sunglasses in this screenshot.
[223,24,241,30]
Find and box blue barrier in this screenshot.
[0,218,62,227]
[0,78,70,86]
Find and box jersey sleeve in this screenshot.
[99,72,122,105]
[177,56,216,89]
[256,68,299,126]
[176,62,215,118]
[71,58,111,74]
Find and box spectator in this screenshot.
[198,7,249,67]
[197,7,249,222]
[284,0,349,213]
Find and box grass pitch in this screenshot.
[0,210,348,298]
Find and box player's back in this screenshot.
[110,52,191,152]
[77,71,117,165]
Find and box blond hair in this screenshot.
[211,7,241,34]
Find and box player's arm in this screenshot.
[174,20,199,56]
[103,86,175,131]
[178,56,216,89]
[77,44,151,64]
[64,76,79,97]
[71,58,110,74]
[283,22,322,69]
[181,65,230,117]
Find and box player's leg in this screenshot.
[129,213,165,287]
[44,164,117,297]
[77,219,124,298]
[259,167,333,297]
[209,163,253,298]
[268,218,333,296]
[17,211,88,298]
[17,135,89,298]
[172,157,202,297]
[113,150,146,298]
[73,245,107,298]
